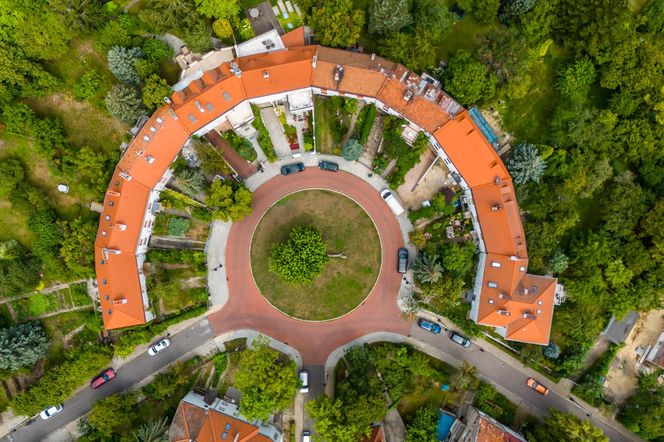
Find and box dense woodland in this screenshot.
[0,0,662,438]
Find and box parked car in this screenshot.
[299,370,309,393]
[526,377,550,396]
[40,404,63,420]
[147,337,171,356]
[397,248,408,274]
[280,162,305,175]
[302,431,311,442]
[449,331,471,348]
[380,189,405,216]
[319,160,339,172]
[417,318,441,334]
[90,368,116,389]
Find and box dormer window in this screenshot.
[142,135,150,141]
[487,281,498,288]
[149,126,156,132]
[194,100,204,112]
[145,155,155,164]
[156,117,163,124]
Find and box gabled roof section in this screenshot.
[472,179,527,258]
[94,249,146,329]
[433,111,510,187]
[477,264,557,345]
[280,26,306,48]
[312,60,389,97]
[171,67,247,133]
[239,46,317,99]
[377,66,452,133]
[118,107,191,188]
[95,168,151,253]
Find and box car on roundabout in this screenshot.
[417,318,442,334]
[280,162,305,175]
[318,160,339,172]
[40,404,63,420]
[397,248,409,273]
[148,337,171,356]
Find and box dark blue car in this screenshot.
[418,318,442,334]
[281,162,305,175]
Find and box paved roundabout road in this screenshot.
[208,167,411,365]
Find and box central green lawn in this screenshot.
[251,190,381,320]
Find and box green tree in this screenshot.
[87,393,136,439]
[542,342,561,359]
[458,0,500,24]
[0,322,50,371]
[269,226,329,284]
[73,70,102,101]
[443,50,497,106]
[105,85,146,123]
[132,417,169,442]
[307,396,369,442]
[499,0,536,23]
[182,24,213,53]
[547,251,569,275]
[413,0,453,43]
[191,137,229,175]
[310,0,365,48]
[139,0,203,35]
[96,15,137,51]
[234,336,299,421]
[107,46,144,85]
[368,0,412,35]
[59,218,97,277]
[49,0,104,30]
[412,254,444,284]
[530,409,608,442]
[619,374,664,440]
[0,159,25,198]
[342,138,362,161]
[213,18,234,39]
[143,362,191,400]
[142,74,171,110]
[205,180,253,221]
[506,142,547,184]
[406,406,438,442]
[142,39,174,62]
[194,0,239,18]
[557,59,596,103]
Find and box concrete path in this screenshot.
[259,107,292,158]
[206,220,232,309]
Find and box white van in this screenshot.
[380,189,405,216]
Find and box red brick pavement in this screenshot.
[205,130,258,179]
[207,168,411,365]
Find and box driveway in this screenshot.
[259,107,293,159]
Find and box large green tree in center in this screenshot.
[269,226,329,284]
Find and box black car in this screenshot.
[319,160,339,172]
[397,248,408,273]
[280,162,305,175]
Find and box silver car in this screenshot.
[148,338,171,356]
[40,404,63,420]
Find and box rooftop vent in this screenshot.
[491,204,501,211]
[119,172,132,181]
[519,288,529,295]
[114,223,127,231]
[497,309,511,316]
[487,281,498,288]
[537,300,543,305]
[145,155,155,164]
[262,39,276,49]
[262,70,270,79]
[488,298,494,304]
[142,135,150,141]
[494,176,502,185]
[523,312,537,319]
[403,90,414,101]
[499,293,510,300]
[510,255,519,261]
[230,61,242,78]
[334,64,344,82]
[155,117,163,124]
[491,261,501,268]
[519,266,527,272]
[112,298,128,305]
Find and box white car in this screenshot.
[40,404,63,420]
[147,338,171,356]
[299,370,309,393]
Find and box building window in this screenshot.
[205,102,214,111]
[222,91,231,101]
[188,113,197,123]
[102,279,107,285]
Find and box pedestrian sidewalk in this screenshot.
[206,220,232,310]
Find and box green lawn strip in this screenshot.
[313,96,334,154]
[69,282,92,307]
[251,190,381,320]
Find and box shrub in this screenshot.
[105,85,146,123]
[506,142,547,184]
[73,70,103,101]
[251,105,277,162]
[1,103,36,135]
[342,138,362,161]
[269,226,329,284]
[142,74,171,110]
[0,322,50,371]
[168,217,191,236]
[222,131,257,162]
[358,104,377,145]
[213,18,233,39]
[142,38,174,62]
[107,46,144,85]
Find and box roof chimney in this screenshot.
[312,55,317,68]
[371,53,376,60]
[230,61,242,78]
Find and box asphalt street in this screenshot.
[408,323,639,442]
[1,319,215,442]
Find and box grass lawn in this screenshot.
[251,190,381,320]
[313,96,334,154]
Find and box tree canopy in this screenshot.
[205,180,253,221]
[309,0,365,48]
[269,226,329,284]
[234,336,299,421]
[443,50,497,106]
[0,322,50,371]
[529,409,608,442]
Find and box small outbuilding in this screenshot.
[602,311,640,344]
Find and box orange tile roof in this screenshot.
[312,60,389,98]
[477,414,527,442]
[280,26,305,48]
[170,398,273,442]
[472,180,527,258]
[118,107,191,187]
[239,46,317,99]
[171,67,247,133]
[433,111,510,187]
[377,76,451,133]
[94,248,147,328]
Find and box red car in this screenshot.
[90,368,116,389]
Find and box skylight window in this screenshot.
[188,113,198,123]
[491,261,501,268]
[222,91,231,101]
[487,281,498,288]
